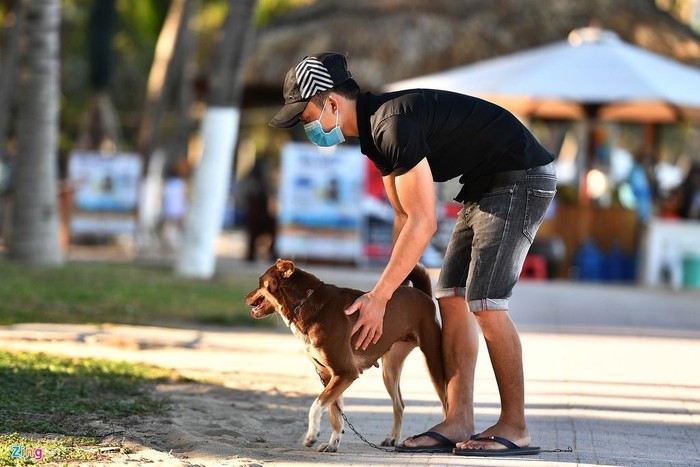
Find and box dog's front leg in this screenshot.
[317,396,344,452]
[303,374,356,452]
[303,398,324,448]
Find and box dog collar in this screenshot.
[292,289,315,317]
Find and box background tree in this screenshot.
[75,0,122,151]
[9,0,62,265]
[137,0,194,165]
[0,0,312,262]
[135,0,199,254]
[0,0,22,161]
[176,0,257,278]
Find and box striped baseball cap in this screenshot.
[269,53,353,128]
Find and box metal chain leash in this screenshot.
[337,408,395,452]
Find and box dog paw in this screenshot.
[317,442,338,452]
[380,437,396,447]
[303,433,318,448]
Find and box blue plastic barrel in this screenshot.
[573,239,603,281]
[604,242,626,282]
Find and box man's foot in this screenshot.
[455,422,530,451]
[401,421,471,448]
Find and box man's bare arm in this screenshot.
[373,157,437,300]
[344,158,437,350]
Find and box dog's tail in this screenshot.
[405,263,432,297]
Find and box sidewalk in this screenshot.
[1,265,699,466]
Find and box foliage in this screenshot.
[58,0,171,164]
[0,260,273,327]
[256,0,317,26]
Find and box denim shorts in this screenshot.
[435,162,556,311]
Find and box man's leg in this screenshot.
[456,309,531,450]
[402,296,477,447]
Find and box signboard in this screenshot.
[277,143,364,261]
[67,151,142,236]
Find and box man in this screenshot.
[269,53,556,456]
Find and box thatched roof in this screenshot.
[244,0,700,99]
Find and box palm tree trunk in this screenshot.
[135,0,195,253]
[176,0,257,278]
[0,0,23,160]
[137,0,190,167]
[165,0,198,167]
[9,0,62,265]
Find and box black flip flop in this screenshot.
[395,431,456,453]
[454,435,540,457]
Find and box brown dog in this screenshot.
[245,259,447,452]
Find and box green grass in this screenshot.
[0,433,101,466]
[0,259,273,328]
[0,351,183,464]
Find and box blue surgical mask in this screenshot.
[303,100,345,147]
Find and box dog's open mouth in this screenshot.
[250,295,269,317]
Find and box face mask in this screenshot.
[303,100,345,147]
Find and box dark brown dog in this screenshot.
[245,259,447,452]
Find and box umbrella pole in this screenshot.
[578,104,603,206]
[577,117,592,206]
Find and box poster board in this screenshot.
[67,151,142,236]
[277,143,364,262]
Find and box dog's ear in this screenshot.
[276,259,295,278]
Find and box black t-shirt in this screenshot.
[356,89,555,202]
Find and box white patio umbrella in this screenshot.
[386,27,700,123]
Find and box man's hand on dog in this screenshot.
[344,292,388,350]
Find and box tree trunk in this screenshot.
[0,0,23,160]
[135,0,195,253]
[137,0,190,167]
[165,0,198,167]
[176,0,257,278]
[9,0,62,265]
[76,0,123,151]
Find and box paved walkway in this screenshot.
[1,262,699,466]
